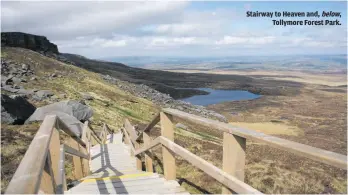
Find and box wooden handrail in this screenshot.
[124,108,348,194]
[132,136,260,193]
[5,114,113,194]
[121,127,135,154]
[124,119,138,142]
[162,108,347,170]
[135,113,160,141]
[5,115,58,194]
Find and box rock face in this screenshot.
[1,94,36,125]
[1,32,59,54]
[26,100,93,123]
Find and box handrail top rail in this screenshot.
[162,108,347,170]
[5,114,97,194]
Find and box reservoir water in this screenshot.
[181,88,260,106]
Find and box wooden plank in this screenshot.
[5,115,57,194]
[105,123,113,134]
[64,144,89,159]
[160,112,176,180]
[89,124,103,143]
[81,121,89,143]
[143,132,154,172]
[134,141,142,170]
[56,145,67,194]
[124,119,138,142]
[159,136,261,194]
[222,132,246,194]
[163,108,347,170]
[134,137,161,156]
[80,146,90,176]
[39,153,55,194]
[68,138,84,180]
[121,128,135,154]
[136,113,160,141]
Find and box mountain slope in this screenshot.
[1,47,159,192]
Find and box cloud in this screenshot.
[1,1,188,40]
[216,36,276,45]
[1,1,346,57]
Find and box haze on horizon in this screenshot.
[1,1,347,58]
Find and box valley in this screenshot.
[1,33,347,194]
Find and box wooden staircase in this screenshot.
[5,108,347,194]
[66,133,188,194]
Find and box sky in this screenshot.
[1,1,347,58]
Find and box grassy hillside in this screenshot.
[1,47,159,192]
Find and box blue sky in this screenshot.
[2,1,347,58]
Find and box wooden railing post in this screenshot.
[160,112,176,180]
[135,141,142,170]
[143,132,154,172]
[222,132,246,194]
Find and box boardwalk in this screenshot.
[66,133,189,194]
[4,109,347,194]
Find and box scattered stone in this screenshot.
[80,92,94,100]
[51,73,57,77]
[16,88,35,95]
[13,85,21,89]
[1,85,19,93]
[50,95,59,102]
[34,90,54,100]
[21,63,29,70]
[11,77,22,84]
[1,94,36,125]
[10,94,27,99]
[175,123,188,130]
[59,93,67,98]
[30,77,37,81]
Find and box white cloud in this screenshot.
[216,36,276,45]
[1,1,346,57]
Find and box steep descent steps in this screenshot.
[66,132,189,194]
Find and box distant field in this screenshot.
[168,69,347,86]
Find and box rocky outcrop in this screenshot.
[1,94,36,125]
[102,74,227,122]
[1,32,58,54]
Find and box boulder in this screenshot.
[26,100,93,122]
[1,85,19,93]
[27,111,83,137]
[1,94,36,124]
[33,90,54,100]
[80,92,94,100]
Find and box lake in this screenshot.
[180,88,260,106]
